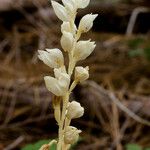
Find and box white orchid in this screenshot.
[38,48,64,68]
[39,0,97,149]
[73,40,96,61]
[67,101,84,119]
[75,66,89,82]
[79,14,98,33]
[44,67,70,96]
[51,1,69,21]
[64,126,81,144]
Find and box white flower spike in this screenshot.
[67,101,84,119]
[75,66,89,82]
[77,0,90,8]
[61,31,74,52]
[73,40,96,61]
[51,1,68,21]
[39,0,97,149]
[79,14,98,33]
[38,48,64,68]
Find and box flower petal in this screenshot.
[61,31,74,52]
[51,1,68,21]
[44,76,64,96]
[73,40,96,61]
[77,0,90,8]
[79,14,98,33]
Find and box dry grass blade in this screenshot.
[84,81,150,126]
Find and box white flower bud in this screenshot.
[51,1,68,21]
[44,76,63,96]
[38,48,64,68]
[61,31,74,52]
[54,68,70,91]
[77,0,90,8]
[44,68,70,96]
[75,66,89,82]
[66,101,84,119]
[78,14,98,33]
[64,126,81,144]
[61,22,71,33]
[73,40,96,61]
[61,22,77,35]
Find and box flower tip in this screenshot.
[86,66,89,70]
[51,0,68,21]
[44,76,49,81]
[51,0,56,8]
[51,0,55,5]
[94,14,98,18]
[38,50,43,54]
[78,130,82,134]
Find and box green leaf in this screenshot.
[22,144,33,150]
[128,49,144,57]
[145,148,150,150]
[128,38,144,49]
[144,47,150,60]
[126,144,142,150]
[21,139,56,150]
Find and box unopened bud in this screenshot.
[75,66,89,82]
[66,101,84,119]
[51,1,68,21]
[64,126,81,144]
[61,31,74,52]
[61,22,77,35]
[79,14,98,33]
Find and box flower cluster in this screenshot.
[38,0,97,149]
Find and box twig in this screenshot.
[31,30,47,63]
[3,26,20,65]
[126,7,149,36]
[109,92,150,126]
[0,114,53,130]
[86,81,150,126]
[3,136,25,150]
[3,90,17,125]
[0,39,9,53]
[111,102,122,150]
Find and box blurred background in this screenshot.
[0,0,150,149]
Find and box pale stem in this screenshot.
[68,58,76,76]
[64,117,71,129]
[48,140,57,147]
[69,81,77,93]
[57,93,69,150]
[54,106,60,124]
